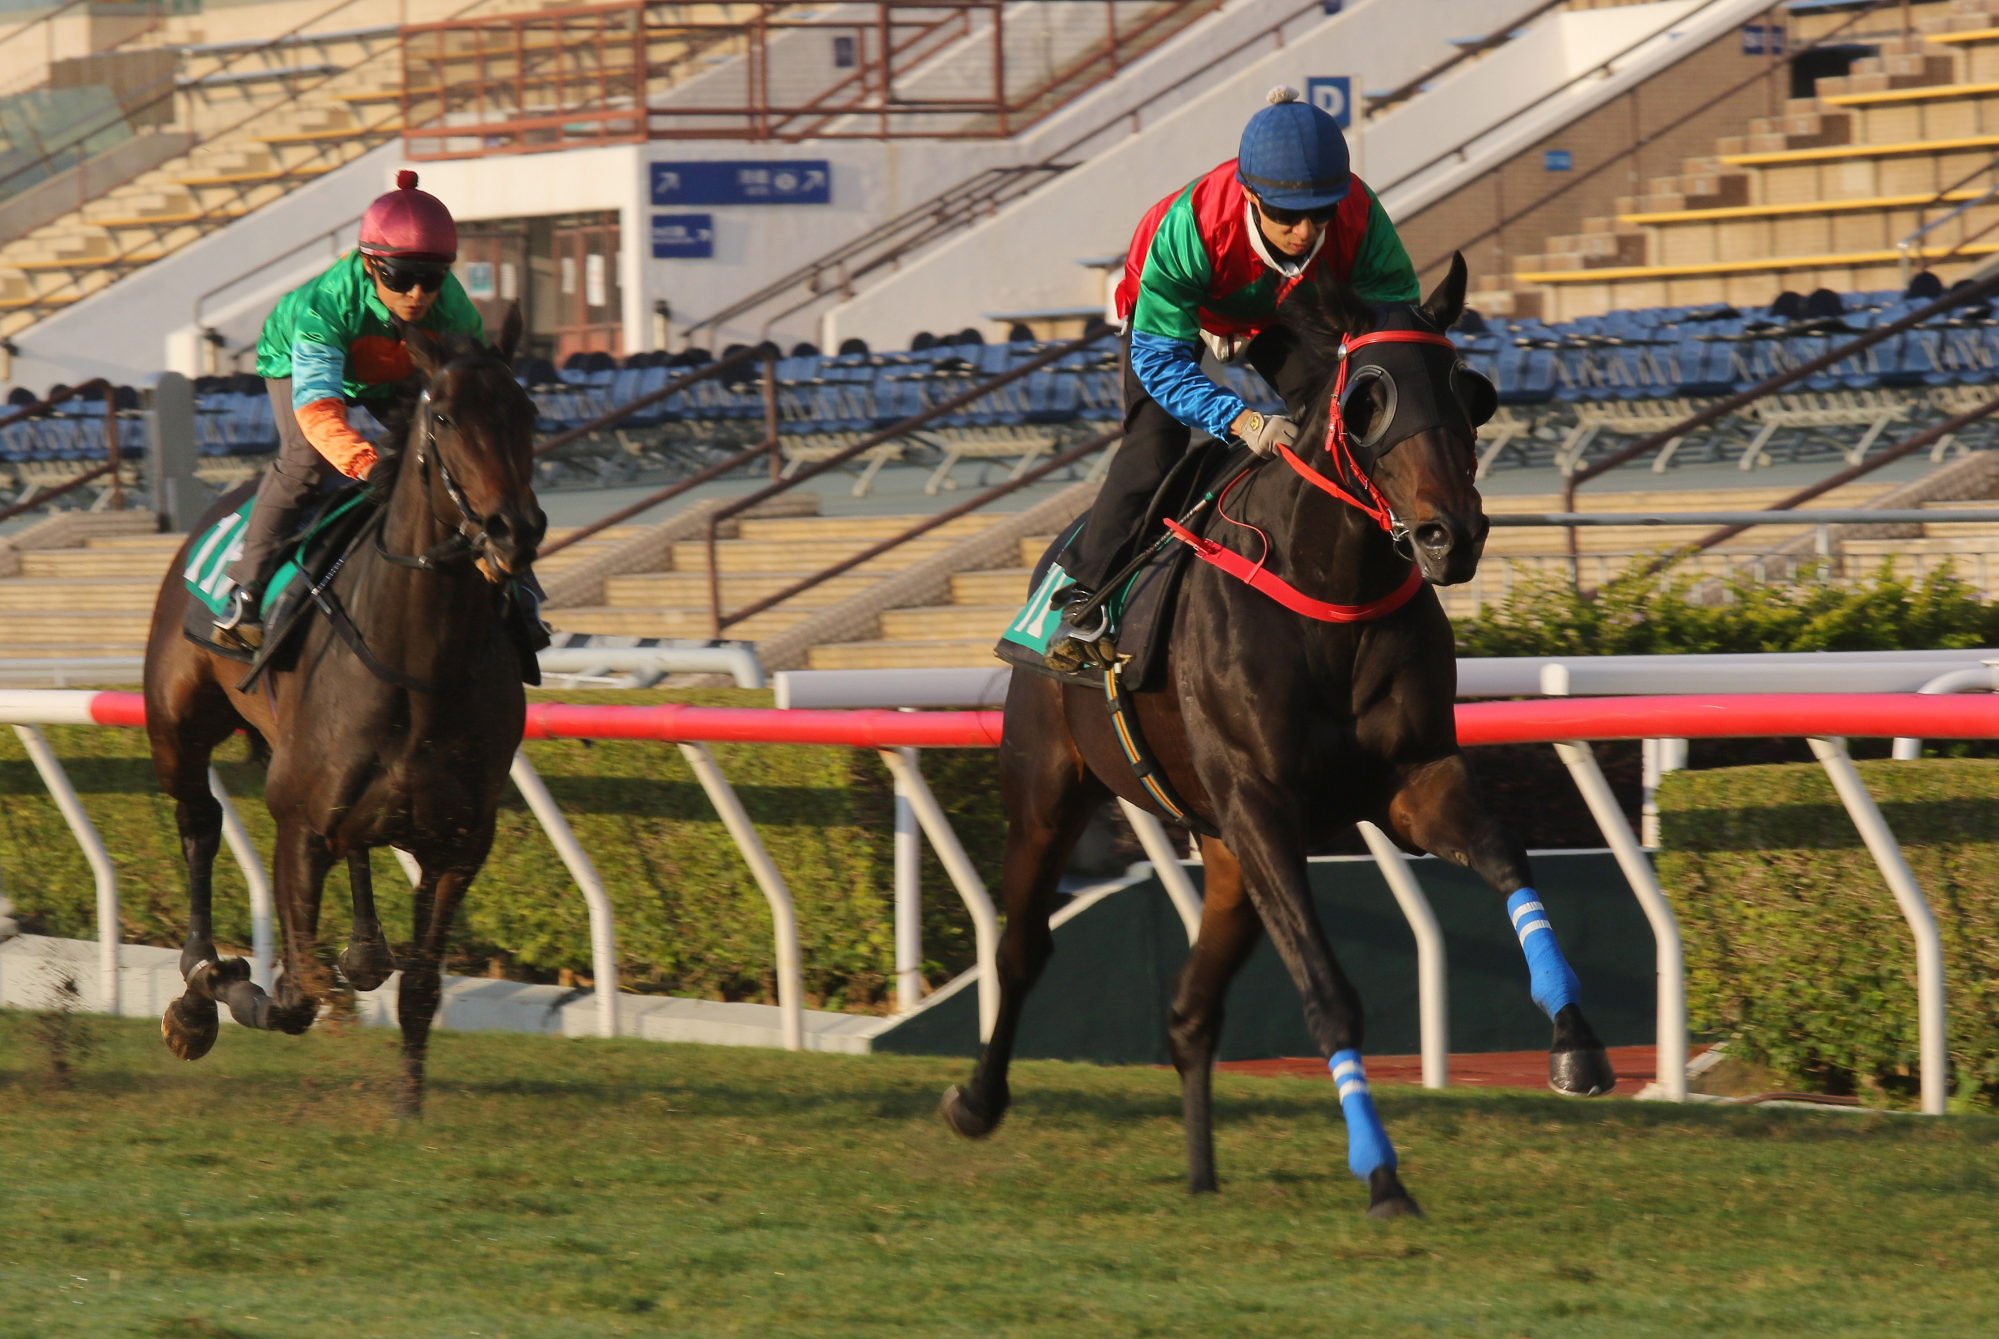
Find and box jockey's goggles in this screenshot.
[1254,198,1341,227]
[370,257,449,294]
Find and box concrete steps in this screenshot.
[807,638,1004,670]
[0,577,162,609]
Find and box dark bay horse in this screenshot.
[947,256,1615,1216]
[143,311,545,1117]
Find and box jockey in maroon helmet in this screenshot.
[214,171,487,650]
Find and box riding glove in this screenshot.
[1238,411,1299,458]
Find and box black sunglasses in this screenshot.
[1255,199,1341,228]
[371,258,448,294]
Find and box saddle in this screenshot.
[996,439,1241,693]
[180,485,545,687]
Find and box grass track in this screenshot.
[2,1012,1996,1338]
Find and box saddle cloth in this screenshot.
[179,487,376,665]
[995,439,1236,691]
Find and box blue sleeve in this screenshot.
[1129,330,1246,441]
[291,335,348,411]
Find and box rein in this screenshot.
[374,382,494,571]
[1162,328,1458,624]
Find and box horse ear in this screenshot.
[405,325,444,378]
[1419,253,1470,331]
[495,302,524,362]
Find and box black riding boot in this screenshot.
[213,584,265,652]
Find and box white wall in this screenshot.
[820,0,1557,348]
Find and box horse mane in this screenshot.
[1275,264,1378,366]
[366,328,512,501]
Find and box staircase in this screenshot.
[1503,0,1999,320]
[0,517,642,662]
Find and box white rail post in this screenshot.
[14,724,119,1014]
[893,745,923,1014]
[1640,738,1662,848]
[680,742,803,1051]
[879,748,999,1042]
[1553,739,1688,1102]
[509,751,620,1039]
[1807,737,1949,1116]
[207,768,274,992]
[1116,800,1202,946]
[1356,821,1449,1090]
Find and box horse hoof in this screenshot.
[270,1000,319,1036]
[1366,1167,1423,1219]
[1550,1045,1616,1097]
[939,1084,1004,1139]
[337,942,396,993]
[161,994,219,1061]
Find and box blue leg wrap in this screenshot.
[1507,887,1580,1019]
[1329,1049,1396,1181]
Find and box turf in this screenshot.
[2,1011,1995,1338]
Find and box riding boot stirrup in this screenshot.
[213,586,264,652]
[1044,586,1116,673]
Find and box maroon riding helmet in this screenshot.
[358,170,457,263]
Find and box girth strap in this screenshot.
[1103,659,1220,839]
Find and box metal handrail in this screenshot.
[1898,171,1999,279]
[1363,0,1571,115]
[684,0,1328,343]
[722,426,1117,632]
[0,377,128,524]
[1407,0,1897,277]
[703,331,1115,635]
[532,348,782,560]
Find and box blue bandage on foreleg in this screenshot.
[1507,887,1580,1019]
[1329,1049,1396,1180]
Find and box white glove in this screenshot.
[1237,410,1299,458]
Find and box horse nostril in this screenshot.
[1416,521,1453,552]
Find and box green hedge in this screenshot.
[0,689,1007,1014]
[1455,561,1999,657]
[1658,759,1999,1110]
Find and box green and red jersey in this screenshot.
[255,250,484,478]
[1114,159,1417,438]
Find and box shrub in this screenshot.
[1657,759,1999,1110]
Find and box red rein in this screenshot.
[1164,328,1456,624]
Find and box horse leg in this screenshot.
[1169,837,1263,1194]
[1385,754,1616,1096]
[941,689,1108,1138]
[151,699,246,1061]
[394,868,472,1120]
[1223,808,1419,1218]
[337,851,397,992]
[202,820,334,1035]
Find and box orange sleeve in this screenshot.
[295,398,378,480]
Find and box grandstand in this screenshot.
[2,0,1999,680]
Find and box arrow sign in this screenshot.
[651,213,716,259]
[650,160,832,205]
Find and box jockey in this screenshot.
[213,170,489,651]
[1044,86,1420,673]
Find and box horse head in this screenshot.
[1278,252,1496,586]
[398,304,546,581]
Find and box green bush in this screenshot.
[1455,560,1999,658]
[0,689,1006,1013]
[1657,759,1999,1109]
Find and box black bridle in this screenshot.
[374,366,515,574]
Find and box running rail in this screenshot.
[1,688,1988,1111]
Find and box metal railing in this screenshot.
[400,0,1222,157]
[683,0,1329,344]
[0,377,128,523]
[1404,0,1900,281]
[697,330,1114,636]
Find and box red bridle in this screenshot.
[1160,328,1463,625]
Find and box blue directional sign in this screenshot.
[1544,149,1573,172]
[1741,23,1784,55]
[651,213,714,259]
[649,160,831,206]
[1305,76,1352,130]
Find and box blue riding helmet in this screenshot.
[1236,86,1351,212]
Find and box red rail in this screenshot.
[72,693,1999,748]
